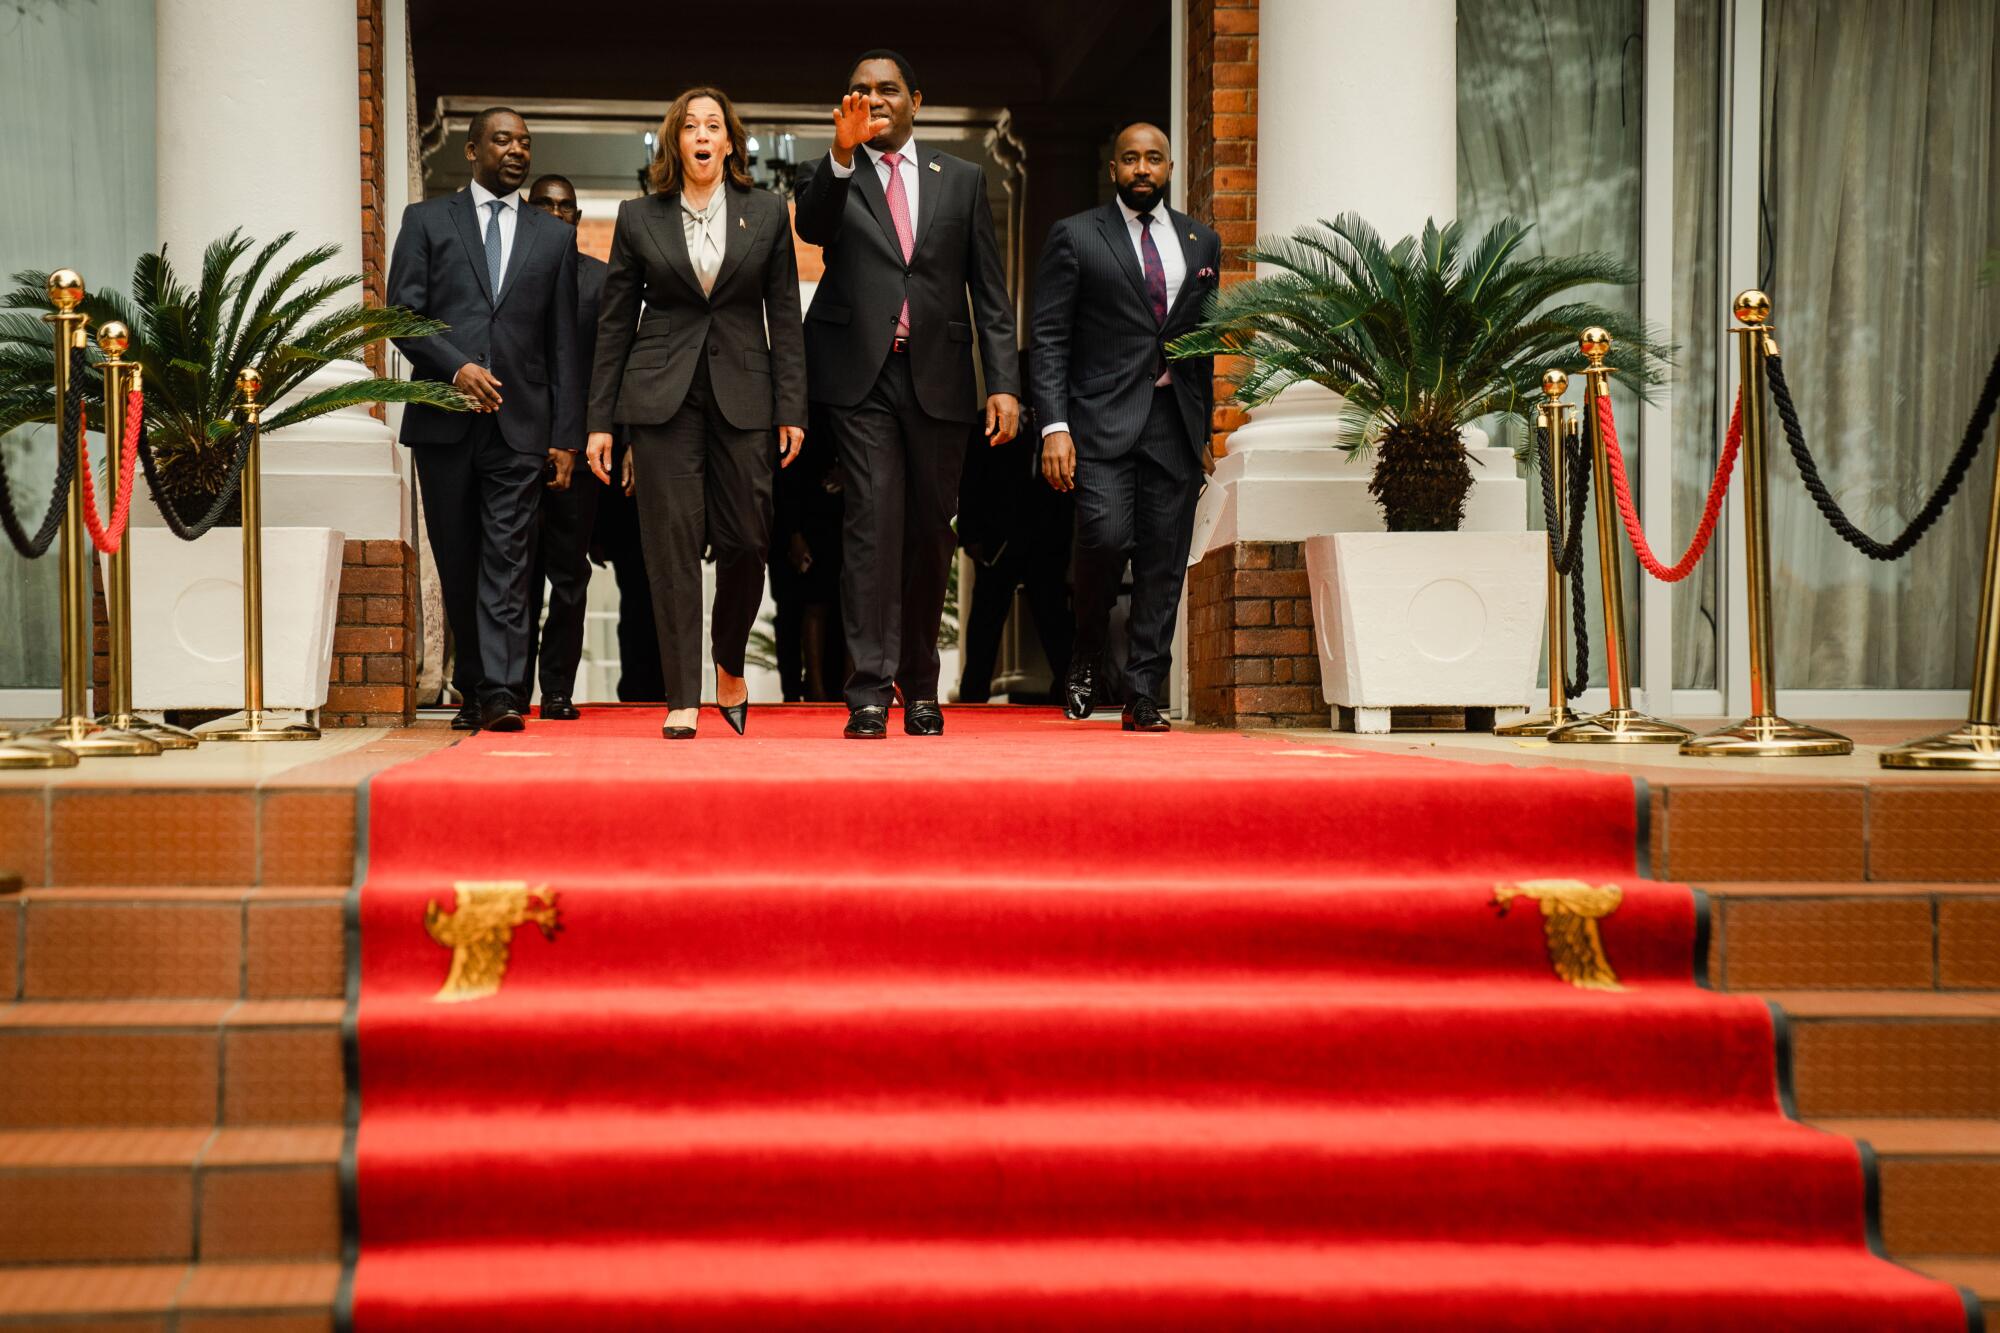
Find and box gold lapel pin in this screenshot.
[1188,232,1196,241]
[928,160,941,172]
[738,217,747,228]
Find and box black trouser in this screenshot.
[958,544,1074,703]
[830,351,969,711]
[522,465,599,703]
[629,356,774,710]
[1072,387,1202,704]
[413,417,543,710]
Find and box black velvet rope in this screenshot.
[0,346,85,559]
[139,407,257,542]
[1768,342,2000,562]
[1536,418,1592,701]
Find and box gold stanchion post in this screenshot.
[23,270,159,758]
[1548,328,1692,744]
[1880,372,2000,768]
[1681,292,1852,757]
[93,323,197,750]
[1498,370,1583,736]
[200,367,319,743]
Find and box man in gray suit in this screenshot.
[388,107,580,732]
[1031,122,1220,732]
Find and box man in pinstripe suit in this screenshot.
[1030,123,1221,731]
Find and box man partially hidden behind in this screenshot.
[793,49,1020,739]
[1031,123,1220,731]
[387,107,580,732]
[520,173,601,720]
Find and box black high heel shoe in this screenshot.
[663,708,697,740]
[716,667,748,736]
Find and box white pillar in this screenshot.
[154,0,406,541]
[1193,0,1520,553]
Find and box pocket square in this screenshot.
[1197,266,1217,280]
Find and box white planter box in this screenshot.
[1305,531,1545,731]
[118,526,345,711]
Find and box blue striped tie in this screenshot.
[484,200,504,296]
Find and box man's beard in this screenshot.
[1115,180,1164,214]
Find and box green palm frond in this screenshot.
[0,232,471,520]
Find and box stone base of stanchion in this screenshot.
[1681,713,1854,758]
[0,730,80,769]
[1879,719,2000,771]
[1548,707,1694,744]
[198,708,321,743]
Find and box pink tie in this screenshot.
[881,151,914,337]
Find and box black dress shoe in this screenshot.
[480,698,525,732]
[716,668,748,735]
[844,705,888,739]
[904,699,944,736]
[450,701,480,731]
[1062,660,1098,721]
[663,722,696,739]
[540,696,580,721]
[1122,695,1171,732]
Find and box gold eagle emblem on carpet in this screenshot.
[1491,879,1624,991]
[424,882,561,1003]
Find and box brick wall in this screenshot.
[327,541,419,727]
[1186,541,1329,729]
[1184,0,1257,456]
[357,0,386,380]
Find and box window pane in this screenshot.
[1761,0,2000,688]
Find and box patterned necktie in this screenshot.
[484,200,505,297]
[881,151,915,337]
[1138,211,1168,325]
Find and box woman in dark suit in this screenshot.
[587,87,807,738]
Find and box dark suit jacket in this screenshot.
[792,146,1018,422]
[573,252,607,448]
[1028,202,1220,465]
[387,189,581,455]
[588,186,806,434]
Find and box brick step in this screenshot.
[1770,992,2000,1118]
[3,888,345,1003]
[1810,1119,2000,1259]
[1700,883,2000,992]
[0,1000,344,1129]
[0,1259,336,1329]
[0,1126,340,1265]
[1907,1257,2000,1304]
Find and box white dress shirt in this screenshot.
[1042,197,1187,438]
[827,135,921,231]
[469,178,521,296]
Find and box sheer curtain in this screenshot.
[1762,0,2000,688]
[1459,0,1646,689]
[0,1,156,691]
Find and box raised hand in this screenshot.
[830,92,891,166]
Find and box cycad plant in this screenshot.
[1171,213,1667,532]
[0,230,464,526]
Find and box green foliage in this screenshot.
[1170,213,1670,530]
[0,230,467,521]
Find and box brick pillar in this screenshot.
[1184,0,1257,457]
[327,540,418,726]
[1187,541,1328,728]
[358,0,387,390]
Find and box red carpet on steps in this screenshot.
[341,705,1973,1331]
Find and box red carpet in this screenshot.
[342,706,1972,1331]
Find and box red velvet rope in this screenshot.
[77,388,142,555]
[1598,388,1742,583]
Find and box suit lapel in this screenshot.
[1094,203,1153,316]
[708,188,761,298]
[850,154,904,258]
[1162,209,1207,327]
[641,192,706,301]
[450,190,497,306]
[493,198,539,312]
[910,149,942,259]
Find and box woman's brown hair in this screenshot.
[648,87,754,195]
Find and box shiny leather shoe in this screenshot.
[1122,695,1171,732]
[450,701,480,731]
[663,722,697,740]
[716,668,748,735]
[904,699,944,736]
[540,696,580,721]
[480,698,526,732]
[1062,660,1097,721]
[844,705,888,739]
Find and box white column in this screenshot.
[154,0,406,541]
[1194,0,1520,552]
